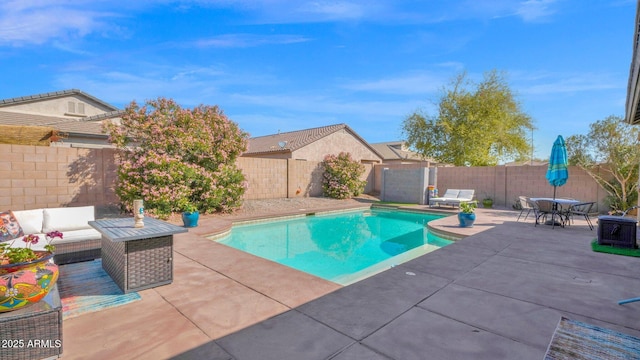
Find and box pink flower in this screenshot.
[46,231,63,241]
[22,234,39,245]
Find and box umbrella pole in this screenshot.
[545,185,562,227]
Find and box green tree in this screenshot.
[565,115,640,212]
[402,70,534,166]
[104,97,249,218]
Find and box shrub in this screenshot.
[459,201,477,214]
[322,152,366,199]
[104,98,248,218]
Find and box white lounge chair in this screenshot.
[430,189,476,208]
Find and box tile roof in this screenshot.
[0,89,119,111]
[0,110,121,136]
[369,141,428,162]
[246,123,382,158]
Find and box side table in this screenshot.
[89,218,187,294]
[0,284,63,360]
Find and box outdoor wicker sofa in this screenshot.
[10,206,102,265]
[0,284,62,359]
[429,189,476,208]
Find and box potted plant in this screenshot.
[0,231,63,312]
[458,202,477,227]
[179,200,199,228]
[482,197,493,208]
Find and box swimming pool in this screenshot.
[215,208,454,285]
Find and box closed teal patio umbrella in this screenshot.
[546,135,569,199]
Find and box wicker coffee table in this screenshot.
[0,284,63,360]
[89,218,187,294]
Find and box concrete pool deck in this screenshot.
[61,200,640,359]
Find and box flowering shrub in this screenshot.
[104,98,249,218]
[0,231,63,265]
[322,152,366,199]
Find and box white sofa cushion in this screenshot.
[12,209,44,235]
[54,229,101,244]
[8,233,47,251]
[43,206,95,233]
[9,229,101,251]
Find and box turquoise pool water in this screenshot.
[215,209,454,285]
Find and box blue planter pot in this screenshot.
[458,212,476,227]
[182,211,199,228]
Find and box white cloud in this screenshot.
[295,1,366,20]
[447,0,559,23]
[515,71,622,95]
[515,0,558,22]
[341,72,446,95]
[0,1,119,46]
[194,34,310,48]
[190,0,425,24]
[0,0,565,49]
[226,91,423,120]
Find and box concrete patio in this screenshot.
[61,200,640,359]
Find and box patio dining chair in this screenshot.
[567,202,596,230]
[517,196,538,222]
[535,199,564,228]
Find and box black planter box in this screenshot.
[597,216,637,248]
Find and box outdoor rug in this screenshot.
[545,317,640,359]
[591,239,640,257]
[57,259,141,319]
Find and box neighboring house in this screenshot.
[625,2,640,209]
[243,123,384,163]
[503,160,548,166]
[627,2,640,126]
[369,141,436,165]
[0,89,123,148]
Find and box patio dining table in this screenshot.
[530,197,582,228]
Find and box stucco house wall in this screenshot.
[242,124,383,165]
[291,129,381,163]
[0,90,123,149]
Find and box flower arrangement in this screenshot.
[0,231,63,265]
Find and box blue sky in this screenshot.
[0,0,635,161]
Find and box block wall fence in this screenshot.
[0,144,611,213]
[431,165,609,211]
[0,144,119,211]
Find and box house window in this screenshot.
[77,102,85,114]
[68,101,75,113]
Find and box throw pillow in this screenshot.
[0,211,25,242]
